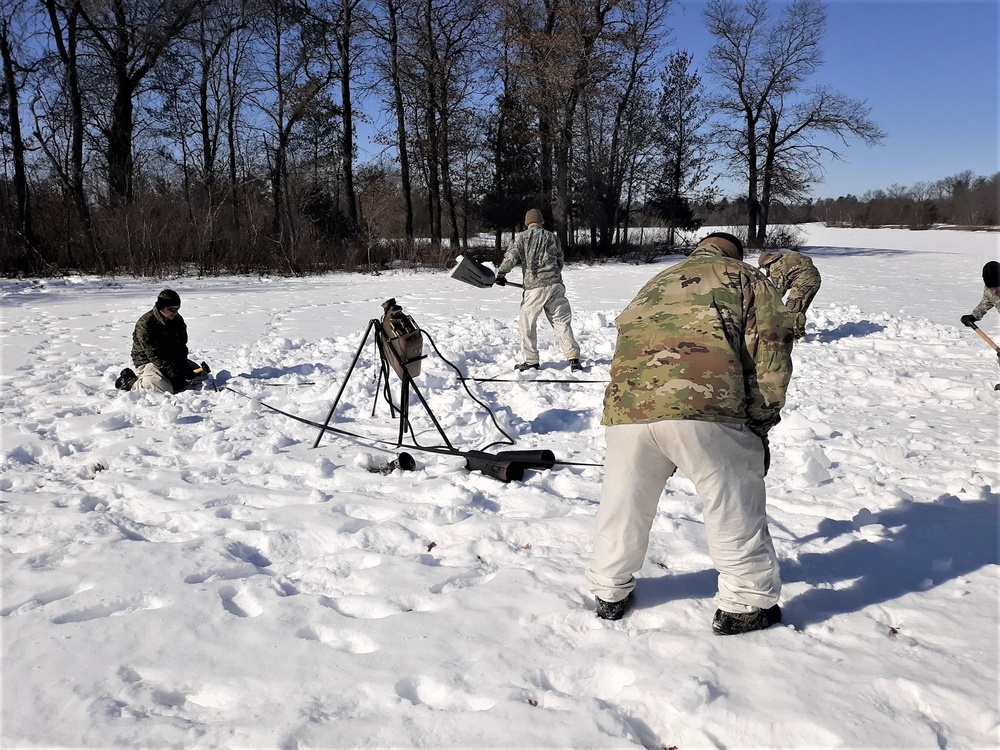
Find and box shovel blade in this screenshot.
[450,256,496,288]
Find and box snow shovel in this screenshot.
[450,256,523,289]
[969,321,1000,352]
[967,321,1000,390]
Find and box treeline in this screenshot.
[0,0,886,277]
[812,171,999,229]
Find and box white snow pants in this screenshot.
[586,420,781,613]
[519,283,580,364]
[132,363,173,394]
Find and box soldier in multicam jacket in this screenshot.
[128,289,202,393]
[585,232,794,635]
[758,250,822,339]
[495,208,582,372]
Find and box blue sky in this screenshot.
[668,0,999,198]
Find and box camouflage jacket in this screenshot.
[971,288,1000,320]
[131,307,189,379]
[766,251,821,297]
[602,240,794,435]
[497,226,564,290]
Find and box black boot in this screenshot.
[514,362,540,372]
[115,368,137,391]
[711,604,782,635]
[569,358,584,372]
[595,591,633,621]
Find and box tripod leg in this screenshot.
[313,319,378,449]
[397,380,409,446]
[404,373,456,452]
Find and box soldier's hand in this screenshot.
[494,274,507,287]
[960,314,976,328]
[199,361,211,374]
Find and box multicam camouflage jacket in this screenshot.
[971,288,1000,320]
[765,251,821,298]
[131,307,189,379]
[497,226,564,290]
[602,239,794,436]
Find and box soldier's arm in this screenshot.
[771,268,790,296]
[743,276,793,436]
[970,290,995,320]
[497,235,523,275]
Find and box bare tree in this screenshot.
[704,0,883,246]
[0,1,40,260]
[394,0,487,249]
[757,84,883,238]
[578,0,671,254]
[502,0,618,250]
[76,0,200,204]
[649,49,715,247]
[249,0,338,258]
[368,0,414,242]
[325,0,367,229]
[36,0,100,262]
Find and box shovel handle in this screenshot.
[973,325,999,351]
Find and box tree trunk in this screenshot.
[385,0,413,241]
[42,0,98,265]
[339,0,358,228]
[0,19,38,255]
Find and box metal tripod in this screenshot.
[312,318,455,451]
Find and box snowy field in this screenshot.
[1,224,998,749]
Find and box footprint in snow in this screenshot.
[1,582,93,617]
[321,594,440,619]
[218,584,263,617]
[395,676,495,712]
[295,624,378,654]
[50,594,164,624]
[528,663,636,701]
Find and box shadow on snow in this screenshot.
[811,320,888,343]
[637,495,999,630]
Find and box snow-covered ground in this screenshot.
[2,224,998,749]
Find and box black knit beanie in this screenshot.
[983,261,1000,288]
[156,289,181,310]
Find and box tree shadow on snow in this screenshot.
[781,495,1000,628]
[796,245,914,259]
[811,320,887,343]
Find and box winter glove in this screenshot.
[494,274,507,287]
[960,314,976,328]
[197,361,211,374]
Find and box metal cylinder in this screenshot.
[464,451,526,483]
[495,449,556,470]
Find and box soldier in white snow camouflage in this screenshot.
[495,208,582,372]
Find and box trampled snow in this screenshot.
[1,224,998,748]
